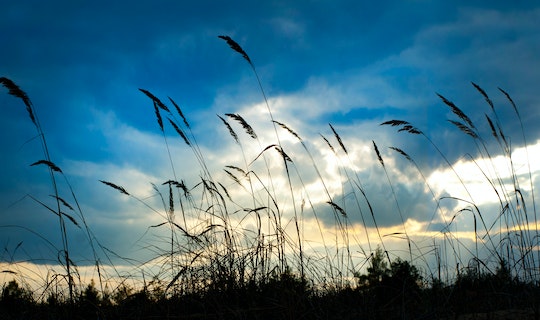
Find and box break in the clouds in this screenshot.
[1,0,539,276]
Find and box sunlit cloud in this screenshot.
[1,2,539,293]
[427,140,540,207]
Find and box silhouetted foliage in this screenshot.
[3,46,540,320]
[0,280,34,319]
[356,246,389,287]
[354,248,423,319]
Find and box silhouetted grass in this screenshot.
[2,37,540,319]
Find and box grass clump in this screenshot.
[2,36,540,319]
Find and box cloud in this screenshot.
[2,2,540,282]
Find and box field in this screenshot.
[1,36,539,319]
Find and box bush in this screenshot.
[0,280,34,319]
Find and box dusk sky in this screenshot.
[1,1,540,284]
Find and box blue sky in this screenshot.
[1,1,540,283]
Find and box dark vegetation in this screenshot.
[2,251,537,319]
[1,37,539,319]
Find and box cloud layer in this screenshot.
[1,2,539,285]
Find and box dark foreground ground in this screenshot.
[1,277,539,320]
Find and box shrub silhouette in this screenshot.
[0,280,34,319]
[354,248,423,319]
[356,247,390,288]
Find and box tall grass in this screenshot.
[1,37,539,318]
[381,84,539,283]
[1,78,120,309]
[0,77,77,303]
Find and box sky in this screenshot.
[1,1,540,286]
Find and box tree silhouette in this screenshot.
[357,246,389,287]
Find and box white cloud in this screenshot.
[427,140,540,207]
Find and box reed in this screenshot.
[2,38,539,319]
[1,78,75,303]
